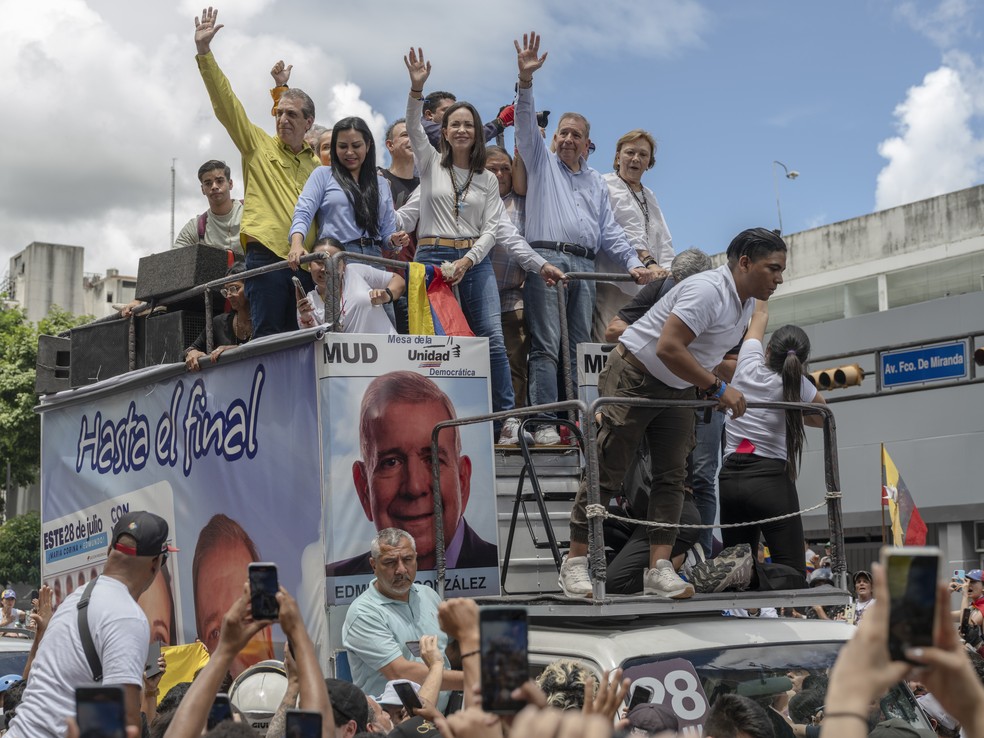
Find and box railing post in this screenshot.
[204,287,214,352]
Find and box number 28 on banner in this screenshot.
[623,658,709,733]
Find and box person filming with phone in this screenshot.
[7,511,177,738]
[342,528,463,711]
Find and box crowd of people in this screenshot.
[6,517,984,737]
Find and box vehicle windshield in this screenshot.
[620,641,930,733]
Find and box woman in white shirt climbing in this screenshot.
[718,300,826,578]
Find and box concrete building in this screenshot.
[5,242,86,322]
[82,268,137,318]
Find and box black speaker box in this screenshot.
[35,335,72,395]
[136,246,240,313]
[70,319,131,388]
[143,311,208,367]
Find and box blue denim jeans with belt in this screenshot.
[523,249,595,412]
[245,243,314,338]
[414,246,515,414]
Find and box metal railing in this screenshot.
[431,397,846,602]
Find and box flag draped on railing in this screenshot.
[406,262,475,337]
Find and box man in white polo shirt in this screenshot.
[560,228,787,599]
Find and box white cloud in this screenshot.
[897,0,974,49]
[875,63,984,211]
[0,0,709,283]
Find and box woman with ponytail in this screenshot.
[717,299,826,577]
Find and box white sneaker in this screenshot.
[558,555,593,597]
[497,417,521,445]
[533,426,562,446]
[643,560,695,599]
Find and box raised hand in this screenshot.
[194,7,224,55]
[514,31,548,81]
[271,60,292,87]
[404,47,431,91]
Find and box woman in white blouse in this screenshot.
[594,129,674,341]
[403,47,520,443]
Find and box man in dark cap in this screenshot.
[8,511,177,738]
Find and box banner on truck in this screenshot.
[40,343,324,677]
[319,333,501,605]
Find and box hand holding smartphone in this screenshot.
[76,685,126,738]
[292,276,306,300]
[393,681,423,716]
[881,546,941,663]
[248,562,280,621]
[479,607,529,714]
[207,693,233,730]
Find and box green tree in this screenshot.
[0,305,90,497]
[0,511,40,585]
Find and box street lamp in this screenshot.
[772,160,799,234]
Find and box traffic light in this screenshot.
[975,347,984,367]
[809,364,865,390]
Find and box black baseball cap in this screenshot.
[853,570,873,583]
[324,678,368,732]
[111,511,179,557]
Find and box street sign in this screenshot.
[881,341,968,388]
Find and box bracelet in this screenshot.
[460,649,480,659]
[643,257,658,268]
[713,380,727,399]
[384,287,394,304]
[823,713,868,724]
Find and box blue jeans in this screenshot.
[414,247,514,413]
[245,243,313,338]
[691,408,725,556]
[523,249,594,413]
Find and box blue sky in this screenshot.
[2,0,982,276]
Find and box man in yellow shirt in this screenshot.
[194,7,319,337]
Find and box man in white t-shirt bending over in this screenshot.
[560,228,787,600]
[8,511,177,738]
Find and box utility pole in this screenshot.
[170,158,177,247]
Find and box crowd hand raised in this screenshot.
[497,104,515,128]
[433,706,503,738]
[404,47,432,89]
[275,587,306,640]
[539,263,566,287]
[718,384,747,419]
[438,596,480,645]
[145,652,167,694]
[184,349,206,372]
[216,583,271,658]
[419,634,444,670]
[509,706,613,738]
[65,719,139,738]
[514,31,548,81]
[905,579,984,735]
[31,585,53,635]
[629,266,654,285]
[271,59,292,86]
[582,668,629,723]
[194,7,224,55]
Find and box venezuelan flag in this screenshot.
[881,446,928,546]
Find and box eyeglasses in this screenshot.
[159,551,168,568]
[220,285,243,297]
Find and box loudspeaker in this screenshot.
[143,311,207,367]
[70,319,131,388]
[136,245,240,313]
[35,335,72,395]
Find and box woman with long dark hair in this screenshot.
[717,300,826,577]
[402,47,520,443]
[288,116,401,265]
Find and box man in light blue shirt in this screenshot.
[341,528,462,710]
[515,32,654,443]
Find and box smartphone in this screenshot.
[76,685,126,738]
[28,589,39,601]
[248,562,279,621]
[479,607,529,714]
[953,569,966,582]
[882,546,941,662]
[393,681,422,714]
[627,684,654,710]
[207,693,233,730]
[405,640,421,658]
[292,276,306,300]
[145,640,163,679]
[285,709,322,738]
